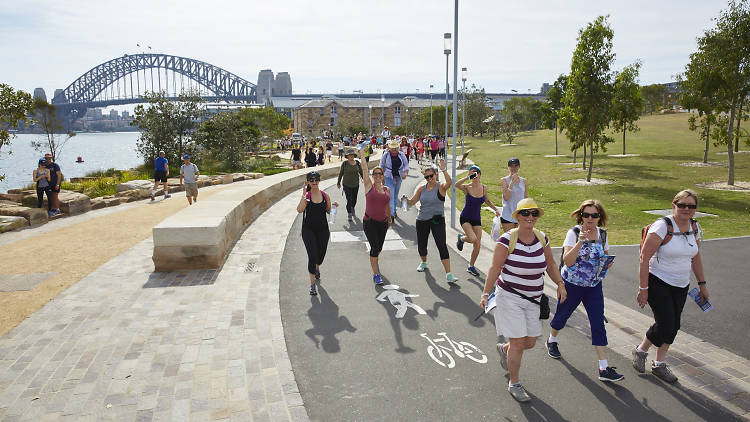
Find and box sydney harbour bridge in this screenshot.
[48,53,259,120]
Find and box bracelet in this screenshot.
[697,281,707,285]
[638,286,649,290]
[481,293,490,298]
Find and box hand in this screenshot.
[301,184,308,198]
[494,209,501,217]
[511,173,520,184]
[480,296,488,309]
[578,229,589,243]
[337,183,341,189]
[332,201,339,207]
[637,289,648,308]
[357,149,364,158]
[699,285,709,302]
[439,159,447,171]
[180,183,184,187]
[402,173,407,180]
[557,284,567,303]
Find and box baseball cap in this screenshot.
[44,153,52,158]
[38,158,47,165]
[507,158,520,166]
[183,154,190,159]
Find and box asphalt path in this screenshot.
[279,156,739,421]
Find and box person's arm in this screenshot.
[691,249,709,301]
[194,165,199,177]
[296,184,308,213]
[438,160,452,194]
[405,185,423,206]
[544,243,567,303]
[523,177,528,199]
[400,153,409,179]
[179,167,184,185]
[337,162,345,187]
[33,169,38,182]
[480,242,509,308]
[358,150,372,192]
[483,185,500,216]
[455,174,469,193]
[637,233,662,307]
[563,229,585,267]
[55,168,61,188]
[501,177,512,201]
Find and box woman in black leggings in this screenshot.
[357,149,390,285]
[297,171,338,296]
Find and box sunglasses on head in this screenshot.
[581,212,600,219]
[674,202,697,209]
[424,174,434,179]
[518,209,540,217]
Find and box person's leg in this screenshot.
[431,218,452,273]
[383,178,397,216]
[301,227,319,285]
[350,185,358,212]
[581,284,608,363]
[343,186,355,215]
[460,221,476,243]
[363,220,381,274]
[469,225,483,266]
[163,180,170,197]
[506,337,536,384]
[641,274,675,353]
[391,178,402,215]
[655,285,688,362]
[36,187,44,209]
[44,189,53,211]
[501,221,518,233]
[549,281,584,338]
[415,219,430,262]
[317,228,330,267]
[51,190,60,211]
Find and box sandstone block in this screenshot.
[0,203,49,225]
[21,189,90,215]
[105,197,124,207]
[221,174,233,184]
[90,198,107,210]
[115,180,153,193]
[232,174,245,182]
[0,216,28,233]
[0,193,22,203]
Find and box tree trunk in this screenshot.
[622,124,626,155]
[704,118,710,164]
[554,120,558,155]
[586,139,594,182]
[727,101,736,186]
[735,99,743,153]
[573,148,577,163]
[582,142,587,170]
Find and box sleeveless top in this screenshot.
[302,192,329,231]
[417,184,445,221]
[501,175,525,223]
[460,187,485,221]
[364,186,390,222]
[496,230,549,298]
[36,169,49,188]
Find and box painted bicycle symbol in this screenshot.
[420,332,487,369]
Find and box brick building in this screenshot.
[293,97,432,137]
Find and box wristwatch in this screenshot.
[481,293,490,298]
[697,281,707,285]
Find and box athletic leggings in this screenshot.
[343,185,359,215]
[416,216,450,260]
[646,273,688,347]
[301,226,330,275]
[363,218,388,257]
[36,187,52,209]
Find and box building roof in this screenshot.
[298,97,433,109]
[270,97,314,108]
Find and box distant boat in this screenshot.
[76,156,84,163]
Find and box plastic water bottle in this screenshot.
[329,204,337,224]
[401,197,408,212]
[688,287,712,313]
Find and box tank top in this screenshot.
[364,186,390,222]
[501,175,526,223]
[460,188,485,221]
[36,169,49,188]
[417,184,445,221]
[302,192,329,230]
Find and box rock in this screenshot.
[6,189,24,195]
[90,198,107,210]
[105,197,123,207]
[0,203,49,225]
[116,180,154,193]
[246,173,264,179]
[232,174,246,182]
[0,216,28,233]
[0,193,22,203]
[197,175,212,188]
[115,190,140,199]
[212,179,223,186]
[22,190,91,215]
[221,174,233,184]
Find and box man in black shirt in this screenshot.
[291,145,302,170]
[44,153,62,216]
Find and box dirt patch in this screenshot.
[678,162,727,167]
[607,154,641,158]
[562,167,604,172]
[716,150,750,155]
[544,154,568,158]
[560,178,615,186]
[694,181,750,192]
[555,162,579,166]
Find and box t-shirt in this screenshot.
[180,163,199,183]
[496,230,549,298]
[155,156,168,172]
[647,216,700,288]
[326,142,333,151]
[390,153,401,179]
[46,162,61,185]
[291,148,301,161]
[561,226,610,287]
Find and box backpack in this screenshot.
[559,226,608,270]
[640,217,699,250]
[507,228,547,254]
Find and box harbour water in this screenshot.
[0,132,142,193]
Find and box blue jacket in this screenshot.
[380,151,409,180]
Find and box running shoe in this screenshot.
[446,273,458,283]
[496,343,508,370]
[373,274,384,285]
[631,347,648,373]
[599,366,625,382]
[347,213,353,223]
[546,341,561,359]
[309,285,317,296]
[466,265,480,277]
[416,262,428,272]
[651,362,678,383]
[508,384,531,402]
[456,233,464,251]
[150,192,155,201]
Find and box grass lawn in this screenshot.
[452,112,750,246]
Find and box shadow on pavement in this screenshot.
[642,374,742,421]
[376,274,419,354]
[304,285,356,353]
[423,268,487,328]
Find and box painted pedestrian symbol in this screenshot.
[420,332,487,369]
[376,284,426,319]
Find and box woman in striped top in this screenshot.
[479,198,566,402]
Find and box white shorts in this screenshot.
[493,287,542,339]
[326,150,332,156]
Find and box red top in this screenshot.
[364,186,390,222]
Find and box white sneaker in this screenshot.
[416,262,428,272]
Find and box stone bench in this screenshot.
[459,148,473,168]
[152,155,381,271]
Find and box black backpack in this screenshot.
[559,226,608,270]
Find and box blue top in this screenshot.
[561,227,609,287]
[155,156,168,172]
[460,192,485,221]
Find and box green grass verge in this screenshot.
[451,113,750,245]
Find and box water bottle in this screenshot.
[329,204,337,224]
[688,287,712,313]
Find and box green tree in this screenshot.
[173,91,205,158]
[194,109,261,171]
[0,84,33,181]
[30,97,75,162]
[244,106,291,141]
[679,46,723,162]
[541,74,567,155]
[463,85,491,136]
[610,61,644,155]
[640,84,667,115]
[560,15,616,182]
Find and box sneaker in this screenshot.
[164,194,171,199]
[508,384,531,402]
[496,343,508,370]
[467,265,480,277]
[315,270,320,280]
[446,273,458,283]
[599,366,625,382]
[309,285,317,296]
[347,213,353,223]
[456,233,464,251]
[651,362,678,383]
[48,210,55,217]
[150,192,155,201]
[373,274,384,285]
[631,347,648,373]
[546,341,561,359]
[416,262,428,272]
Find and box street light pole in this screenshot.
[461,67,467,156]
[429,84,434,134]
[451,1,459,229]
[368,104,372,136]
[444,33,451,147]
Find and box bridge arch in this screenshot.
[51,53,256,106]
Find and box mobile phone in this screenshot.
[469,173,477,179]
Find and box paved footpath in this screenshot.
[0,155,748,421]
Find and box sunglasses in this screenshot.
[424,174,434,179]
[308,178,320,182]
[372,172,384,176]
[674,202,697,209]
[518,209,540,217]
[581,212,600,219]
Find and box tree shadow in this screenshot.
[304,285,356,353]
[376,274,420,354]
[422,268,486,328]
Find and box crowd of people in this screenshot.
[294,135,710,403]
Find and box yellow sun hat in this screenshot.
[512,197,544,220]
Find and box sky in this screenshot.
[0,0,727,99]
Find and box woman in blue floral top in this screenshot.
[546,199,624,382]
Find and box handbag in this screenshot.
[504,285,550,320]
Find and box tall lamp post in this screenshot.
[368,104,372,136]
[444,33,451,146]
[450,1,459,229]
[429,84,434,134]
[461,67,467,156]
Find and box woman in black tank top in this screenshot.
[297,171,338,296]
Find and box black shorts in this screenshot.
[500,217,516,225]
[50,184,60,193]
[460,216,482,227]
[154,170,168,183]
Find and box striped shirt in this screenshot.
[496,230,549,298]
